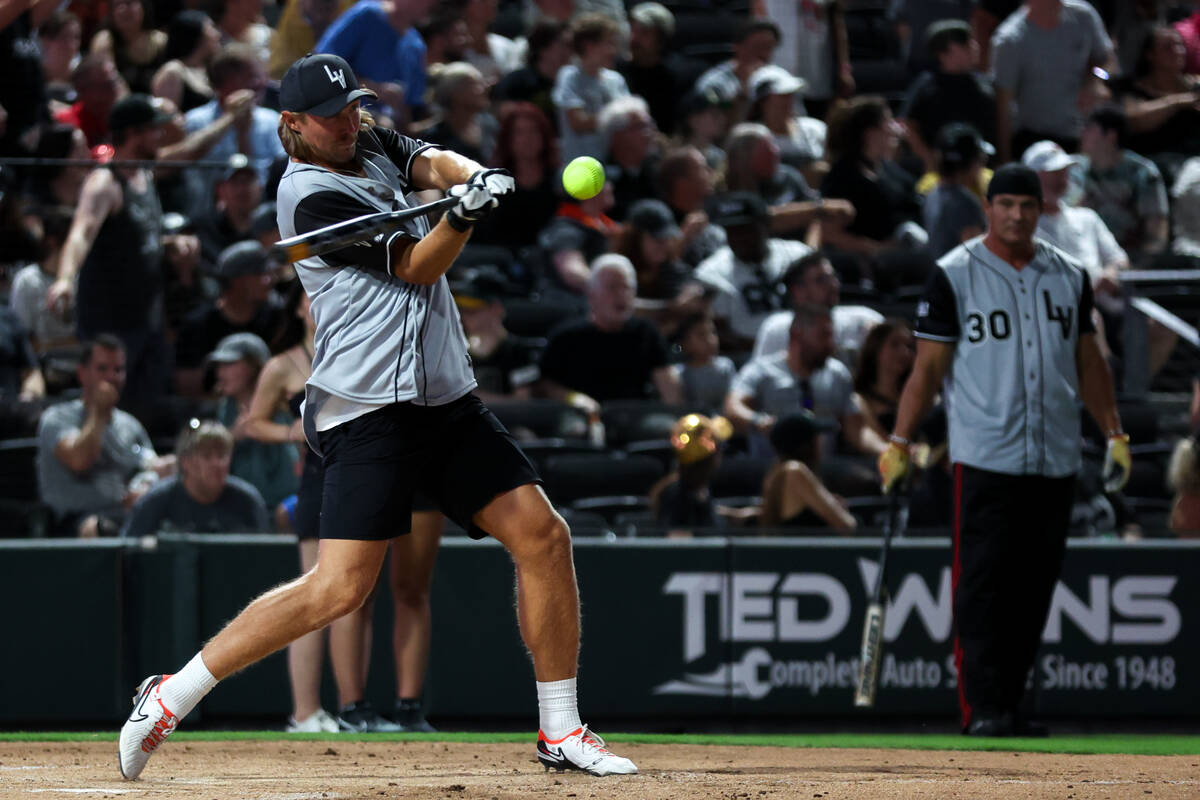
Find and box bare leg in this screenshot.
[329,590,375,708]
[389,511,443,698]
[201,539,389,681]
[473,484,578,681]
[287,539,325,721]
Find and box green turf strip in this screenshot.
[1,732,1198,755]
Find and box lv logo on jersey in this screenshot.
[1043,291,1074,339]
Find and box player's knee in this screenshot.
[392,584,431,610]
[310,567,375,620]
[514,511,572,562]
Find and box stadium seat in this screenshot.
[558,507,614,537]
[489,400,590,440]
[623,439,676,472]
[541,452,665,505]
[711,456,771,499]
[0,438,49,538]
[501,296,578,338]
[516,438,604,473]
[570,495,650,525]
[600,400,690,448]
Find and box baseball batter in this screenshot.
[879,163,1131,737]
[118,54,636,778]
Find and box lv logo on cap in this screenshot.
[324,65,346,89]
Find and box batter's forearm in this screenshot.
[418,148,482,192]
[391,216,472,284]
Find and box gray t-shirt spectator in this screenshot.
[10,265,75,346]
[36,399,157,517]
[924,183,988,259]
[730,351,856,425]
[551,65,629,162]
[674,356,737,415]
[991,0,1112,140]
[121,474,269,537]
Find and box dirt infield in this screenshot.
[2,740,1197,799]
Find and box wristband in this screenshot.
[752,412,771,428]
[445,209,474,232]
[1106,430,1126,439]
[888,434,911,446]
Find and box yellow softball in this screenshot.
[562,156,606,201]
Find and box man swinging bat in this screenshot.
[118,53,637,779]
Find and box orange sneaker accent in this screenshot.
[538,727,583,745]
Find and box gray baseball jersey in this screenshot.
[276,127,476,453]
[915,236,1095,477]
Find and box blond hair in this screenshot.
[177,419,234,460]
[1169,436,1200,494]
[277,108,377,162]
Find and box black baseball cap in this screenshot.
[109,93,173,133]
[219,152,258,182]
[936,123,994,167]
[279,53,377,116]
[214,240,272,279]
[925,19,971,58]
[706,191,769,228]
[770,410,836,459]
[628,199,681,240]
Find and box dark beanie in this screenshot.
[986,163,1042,203]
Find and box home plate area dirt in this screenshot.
[2,741,1197,799]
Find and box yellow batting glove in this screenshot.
[878,438,910,494]
[1102,432,1131,493]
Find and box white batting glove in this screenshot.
[469,168,515,198]
[445,182,496,231]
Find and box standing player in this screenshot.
[878,163,1131,737]
[118,53,637,778]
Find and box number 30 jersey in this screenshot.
[915,236,1096,477]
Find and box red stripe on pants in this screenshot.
[952,463,971,729]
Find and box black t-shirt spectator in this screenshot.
[194,210,252,268]
[901,70,997,148]
[175,299,285,368]
[0,13,47,156]
[472,335,543,395]
[493,67,558,131]
[617,55,704,136]
[540,316,669,402]
[821,157,922,241]
[607,155,659,222]
[471,176,559,249]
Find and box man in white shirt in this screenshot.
[752,251,883,369]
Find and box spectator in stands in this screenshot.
[183,44,282,216]
[760,410,855,531]
[1168,434,1200,536]
[852,319,915,438]
[471,103,559,251]
[37,335,173,537]
[1173,157,1200,258]
[50,94,173,420]
[0,1,52,158]
[617,198,695,315]
[22,123,93,211]
[421,62,496,165]
[537,181,619,297]
[268,0,354,80]
[695,18,780,121]
[10,209,77,357]
[990,0,1114,163]
[1119,25,1200,184]
[492,20,571,129]
[923,123,991,260]
[1176,8,1200,75]
[747,65,826,183]
[195,153,263,266]
[538,254,682,414]
[151,10,222,114]
[38,10,84,106]
[462,0,521,85]
[161,212,215,339]
[675,88,730,172]
[658,146,724,266]
[1111,0,1167,79]
[0,305,46,437]
[751,0,852,120]
[671,312,734,415]
[889,0,976,78]
[820,96,930,291]
[121,419,269,537]
[451,269,542,401]
[175,240,284,396]
[317,0,435,129]
[1078,104,1169,265]
[421,9,470,67]
[211,332,298,511]
[694,192,812,353]
[552,13,628,162]
[252,201,281,251]
[900,19,996,176]
[751,252,884,370]
[600,95,658,221]
[725,303,885,467]
[215,0,272,65]
[618,2,697,137]
[54,55,126,147]
[650,412,732,534]
[89,0,166,95]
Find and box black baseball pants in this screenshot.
[952,464,1075,729]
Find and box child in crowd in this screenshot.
[671,312,735,416]
[551,13,629,161]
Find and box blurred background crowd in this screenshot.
[3,0,1200,541]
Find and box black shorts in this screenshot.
[316,394,540,540]
[293,448,325,540]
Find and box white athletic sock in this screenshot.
[537,677,581,739]
[161,652,219,718]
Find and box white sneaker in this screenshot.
[119,675,181,780]
[536,725,637,776]
[286,708,340,733]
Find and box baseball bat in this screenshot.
[272,195,459,265]
[854,482,909,708]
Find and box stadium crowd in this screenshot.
[2,0,1200,540]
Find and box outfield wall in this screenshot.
[1,536,1196,724]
